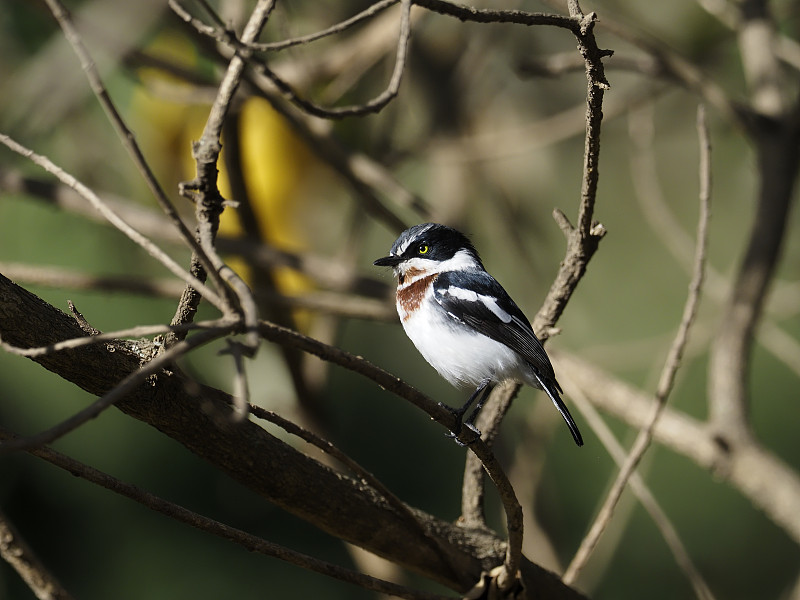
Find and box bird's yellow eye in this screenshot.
[418,244,429,255]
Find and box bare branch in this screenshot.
[0,318,227,357]
[253,319,525,591]
[0,509,74,600]
[450,0,610,557]
[564,105,711,584]
[167,0,280,353]
[460,381,519,528]
[0,429,457,600]
[229,69,415,229]
[565,385,716,600]
[249,405,457,572]
[534,3,609,334]
[0,273,535,593]
[251,0,400,52]
[0,324,234,455]
[182,0,414,119]
[556,349,800,545]
[0,133,228,313]
[41,0,227,298]
[224,340,251,420]
[413,0,578,29]
[707,0,800,445]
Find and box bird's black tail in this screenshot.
[534,373,584,447]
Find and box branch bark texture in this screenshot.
[0,273,586,598]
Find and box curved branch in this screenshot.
[458,0,609,548]
[251,0,400,51]
[0,430,455,600]
[192,0,415,119]
[0,133,227,313]
[0,273,587,598]
[41,0,227,299]
[0,509,74,600]
[707,0,800,445]
[564,105,712,584]
[0,323,233,455]
[555,351,800,545]
[168,0,279,353]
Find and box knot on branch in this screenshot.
[178,175,226,214]
[590,220,607,240]
[577,11,597,36]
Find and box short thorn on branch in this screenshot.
[553,208,574,236]
[553,208,607,242]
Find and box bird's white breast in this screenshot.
[398,284,532,389]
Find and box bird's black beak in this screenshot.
[373,255,403,267]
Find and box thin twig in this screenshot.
[249,0,412,119]
[180,0,415,120]
[251,319,522,589]
[460,381,519,528]
[456,0,610,563]
[41,0,228,299]
[625,106,800,386]
[534,2,609,335]
[0,326,234,455]
[233,67,414,229]
[554,347,800,546]
[0,509,75,600]
[564,384,716,600]
[168,0,278,353]
[0,133,228,314]
[223,340,251,420]
[249,405,460,581]
[251,0,400,51]
[563,105,712,584]
[0,319,231,357]
[0,262,395,321]
[176,0,402,56]
[413,0,578,29]
[0,429,456,600]
[627,104,729,298]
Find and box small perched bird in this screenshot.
[374,223,583,446]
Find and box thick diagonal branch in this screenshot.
[0,273,589,599]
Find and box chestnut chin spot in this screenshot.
[397,273,438,318]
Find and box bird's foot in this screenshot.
[438,402,481,445]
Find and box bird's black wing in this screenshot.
[433,270,554,379]
[433,270,583,446]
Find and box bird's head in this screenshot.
[373,223,483,283]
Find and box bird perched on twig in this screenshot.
[374,223,583,447]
